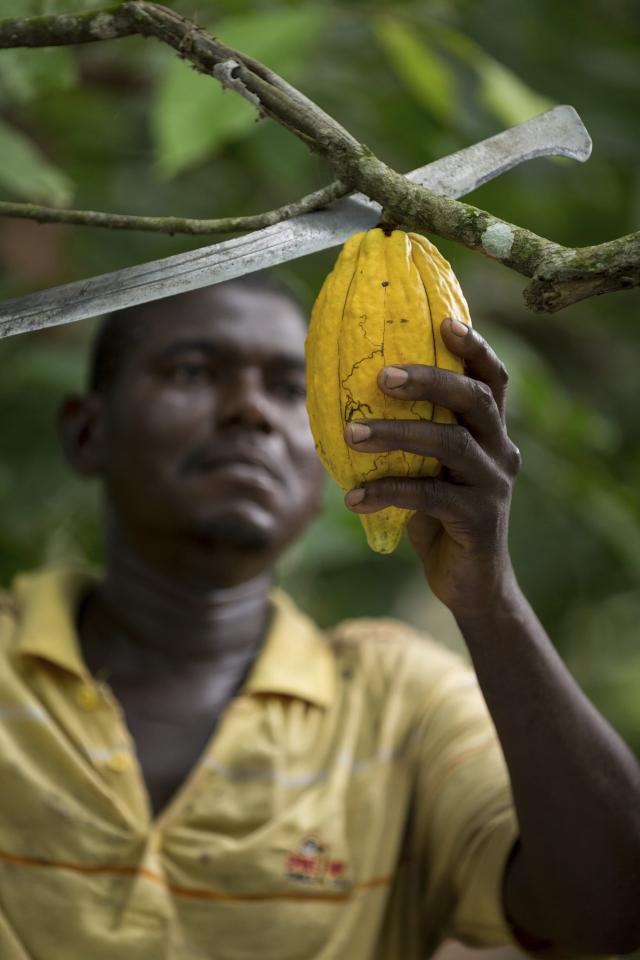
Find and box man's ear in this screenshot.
[57,394,107,477]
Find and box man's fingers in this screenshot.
[344,475,471,522]
[441,317,509,420]
[344,418,494,484]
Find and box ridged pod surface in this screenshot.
[305,228,472,554]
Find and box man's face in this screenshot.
[95,285,324,561]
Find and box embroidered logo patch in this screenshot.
[285,838,348,889]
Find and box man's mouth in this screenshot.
[187,446,283,483]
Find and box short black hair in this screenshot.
[88,272,306,394]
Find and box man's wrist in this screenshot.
[449,562,524,631]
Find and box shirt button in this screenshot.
[76,685,100,711]
[106,751,131,773]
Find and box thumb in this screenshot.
[407,513,442,559]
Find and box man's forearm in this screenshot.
[455,571,640,951]
[343,321,640,949]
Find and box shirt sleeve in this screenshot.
[405,644,520,947]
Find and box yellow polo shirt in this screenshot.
[0,567,519,959]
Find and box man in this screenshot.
[0,274,638,960]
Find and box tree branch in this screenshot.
[0,180,349,235]
[523,233,640,312]
[0,1,638,313]
[0,4,134,45]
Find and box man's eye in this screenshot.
[165,364,211,385]
[273,380,307,401]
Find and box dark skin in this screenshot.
[58,288,640,952]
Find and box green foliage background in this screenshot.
[0,0,639,751]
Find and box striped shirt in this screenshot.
[0,566,518,958]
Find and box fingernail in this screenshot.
[383,366,409,388]
[448,317,469,337]
[345,488,365,507]
[347,422,371,443]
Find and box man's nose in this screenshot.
[217,370,274,432]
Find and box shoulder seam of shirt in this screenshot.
[328,616,437,646]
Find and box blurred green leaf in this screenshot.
[476,59,553,127]
[0,335,99,586]
[478,322,640,574]
[0,117,73,204]
[521,436,640,576]
[434,24,552,126]
[563,590,640,751]
[0,48,77,106]
[151,6,325,178]
[0,0,103,12]
[481,320,620,454]
[373,16,456,124]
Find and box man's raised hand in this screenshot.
[344,317,522,618]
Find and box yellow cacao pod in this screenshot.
[305,227,472,554]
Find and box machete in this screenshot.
[0,105,591,340]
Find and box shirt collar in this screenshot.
[12,566,95,678]
[12,569,336,709]
[244,589,336,709]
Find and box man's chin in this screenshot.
[190,511,276,553]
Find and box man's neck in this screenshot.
[80,525,274,677]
